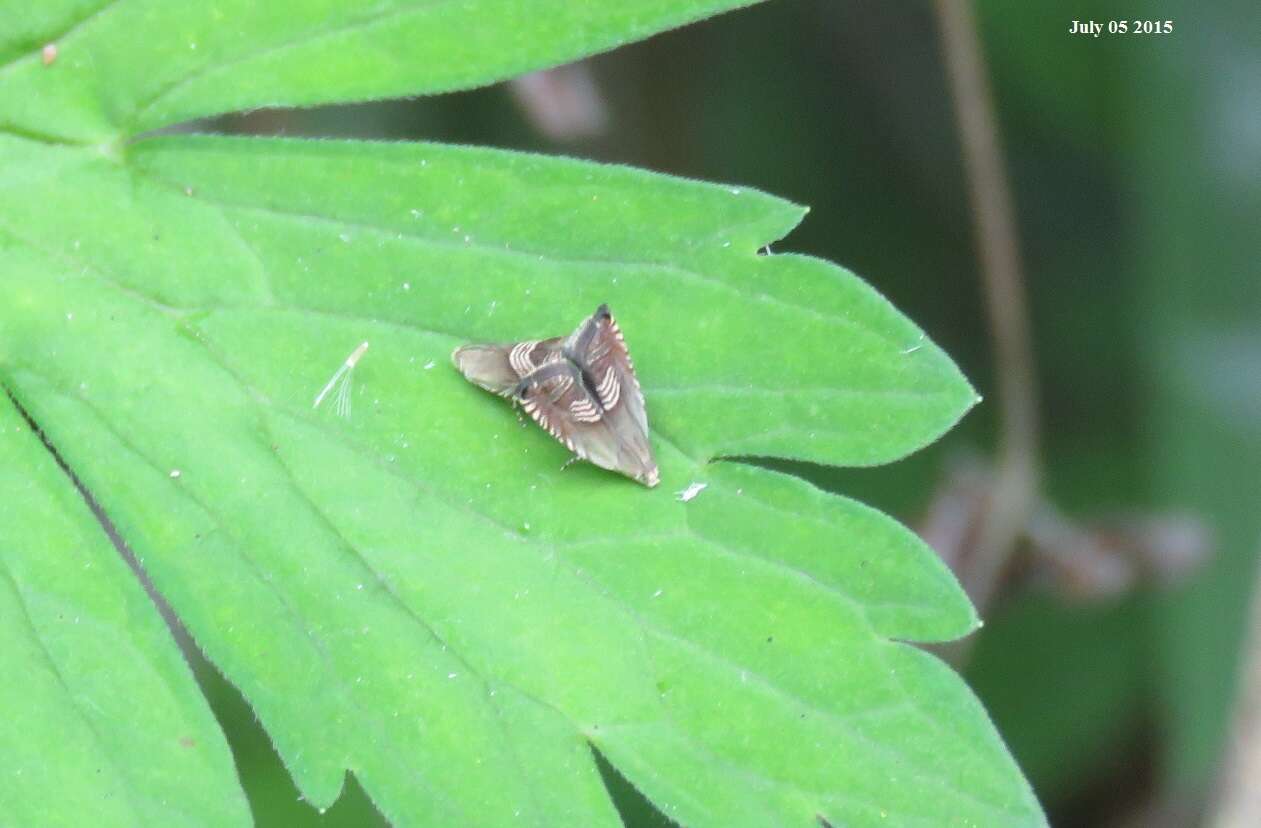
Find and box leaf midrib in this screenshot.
[129,157,906,351]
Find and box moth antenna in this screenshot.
[314,341,370,415]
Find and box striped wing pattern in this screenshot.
[450,336,563,397]
[567,305,651,449]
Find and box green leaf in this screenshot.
[0,1,1042,824]
[0,0,761,143]
[0,393,250,827]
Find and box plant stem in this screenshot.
[932,0,1040,612]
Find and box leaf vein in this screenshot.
[129,169,904,349]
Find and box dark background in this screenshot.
[196,1,1261,824]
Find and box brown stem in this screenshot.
[932,0,1040,612]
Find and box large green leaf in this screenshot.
[0,0,1043,824]
[0,393,250,826]
[0,0,760,142]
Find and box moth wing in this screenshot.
[562,307,601,358]
[451,336,563,396]
[567,305,651,444]
[518,358,659,487]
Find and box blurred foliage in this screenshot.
[213,0,1261,823]
[1128,0,1261,800]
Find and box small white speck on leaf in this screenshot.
[652,589,663,598]
[402,282,411,290]
[676,482,707,502]
[902,334,925,354]
[423,360,436,370]
[448,673,458,679]
[169,469,181,479]
[42,43,58,65]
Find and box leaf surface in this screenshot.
[0,393,250,827]
[0,0,1043,824]
[0,0,761,142]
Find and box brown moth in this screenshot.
[452,304,659,487]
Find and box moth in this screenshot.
[452,304,660,487]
